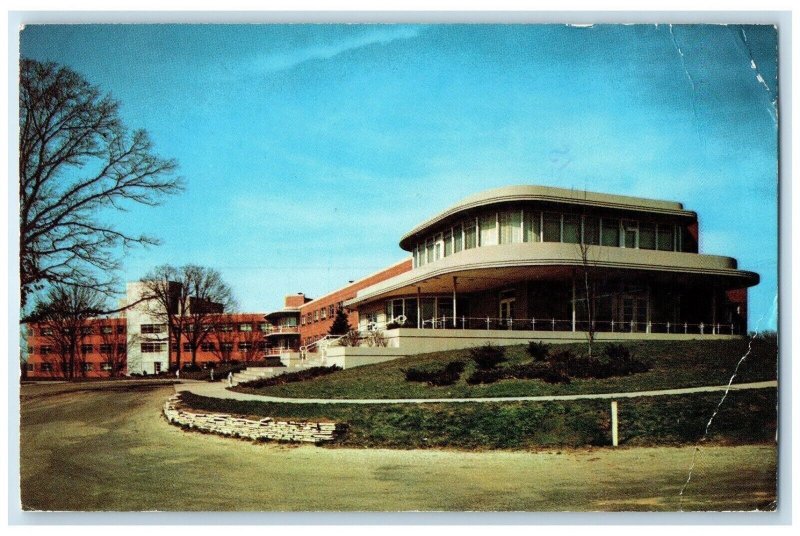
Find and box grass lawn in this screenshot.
[233,338,778,399]
[180,387,777,450]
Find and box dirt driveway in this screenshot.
[19,382,776,512]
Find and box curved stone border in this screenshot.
[163,394,345,443]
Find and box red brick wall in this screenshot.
[284,294,310,308]
[726,288,748,332]
[25,317,128,379]
[24,312,291,378]
[298,259,413,345]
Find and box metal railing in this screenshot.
[403,316,740,335]
[262,325,299,335]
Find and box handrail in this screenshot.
[299,334,346,358]
[377,316,739,335]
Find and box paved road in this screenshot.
[175,379,778,404]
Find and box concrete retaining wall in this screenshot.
[384,328,739,354]
[163,394,344,444]
[321,328,740,368]
[323,346,409,369]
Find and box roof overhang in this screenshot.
[345,243,759,307]
[264,309,300,320]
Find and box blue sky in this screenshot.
[19,24,778,330]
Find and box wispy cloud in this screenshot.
[244,26,423,75]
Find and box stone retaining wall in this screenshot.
[163,394,344,444]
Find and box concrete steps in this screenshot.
[230,361,328,386]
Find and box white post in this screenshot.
[611,400,619,447]
[452,276,458,328]
[571,275,576,332]
[486,316,490,330]
[711,291,717,333]
[416,286,421,329]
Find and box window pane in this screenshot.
[464,220,477,249]
[639,223,656,249]
[426,240,434,263]
[601,218,620,247]
[479,213,497,246]
[417,244,426,266]
[421,298,436,324]
[499,210,522,244]
[562,214,580,244]
[657,224,674,251]
[623,220,638,248]
[404,298,418,327]
[392,300,403,320]
[444,229,453,257]
[453,224,463,252]
[524,211,540,242]
[582,216,600,245]
[543,213,561,242]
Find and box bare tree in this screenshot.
[239,325,266,363]
[209,321,236,364]
[19,59,183,308]
[98,321,133,377]
[140,265,235,369]
[577,237,597,357]
[28,285,106,380]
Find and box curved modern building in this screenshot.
[344,185,758,344]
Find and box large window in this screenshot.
[443,229,453,257]
[582,216,600,245]
[601,218,620,247]
[524,211,540,242]
[140,324,166,334]
[426,239,435,263]
[453,224,463,252]
[499,210,522,244]
[639,223,656,250]
[141,342,166,353]
[622,220,638,248]
[543,212,561,242]
[657,224,674,251]
[479,213,498,246]
[562,214,580,244]
[464,219,477,249]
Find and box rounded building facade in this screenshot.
[346,185,758,337]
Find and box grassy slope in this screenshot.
[234,338,778,399]
[180,389,778,449]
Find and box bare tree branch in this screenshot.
[19,59,184,308]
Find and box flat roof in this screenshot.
[399,184,697,250]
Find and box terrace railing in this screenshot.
[409,316,739,336]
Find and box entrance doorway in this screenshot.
[620,296,647,331]
[499,292,516,329]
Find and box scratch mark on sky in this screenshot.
[732,26,778,125]
[668,25,702,140]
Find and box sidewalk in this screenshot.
[174,379,778,404]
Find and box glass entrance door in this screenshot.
[499,298,515,329]
[621,296,647,331]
